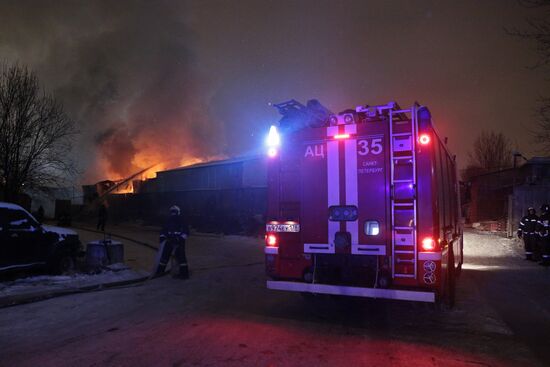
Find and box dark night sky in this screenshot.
[0,0,548,181]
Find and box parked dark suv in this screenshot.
[0,202,81,274]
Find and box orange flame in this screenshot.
[103,154,228,195]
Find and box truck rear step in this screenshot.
[267,280,435,302]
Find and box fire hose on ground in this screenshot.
[1,226,262,308]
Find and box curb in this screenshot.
[0,273,151,309]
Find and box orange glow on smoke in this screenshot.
[101,153,227,195]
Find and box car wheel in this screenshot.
[54,253,76,275]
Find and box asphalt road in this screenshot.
[464,231,550,365]
[0,229,547,367]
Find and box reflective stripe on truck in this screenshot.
[267,280,435,303]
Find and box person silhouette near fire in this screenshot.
[153,205,190,279]
[97,202,108,232]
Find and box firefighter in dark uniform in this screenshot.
[517,207,538,260]
[154,205,190,278]
[97,203,108,232]
[537,204,550,266]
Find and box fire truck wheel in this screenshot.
[376,270,391,289]
[445,249,456,308]
[300,292,320,301]
[456,237,463,278]
[455,262,462,278]
[303,270,314,283]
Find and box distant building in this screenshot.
[27,186,83,220]
[467,157,550,236]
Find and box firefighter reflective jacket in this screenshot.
[160,214,189,240]
[518,213,539,237]
[537,213,550,239]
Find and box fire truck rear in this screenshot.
[264,100,463,304]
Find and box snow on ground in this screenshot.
[0,264,148,304]
[464,229,523,265]
[459,229,550,363]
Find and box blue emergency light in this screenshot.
[266,125,280,157]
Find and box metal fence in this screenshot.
[105,188,267,235]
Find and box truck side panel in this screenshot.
[300,132,329,250]
[355,122,389,257]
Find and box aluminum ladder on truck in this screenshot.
[389,105,418,280]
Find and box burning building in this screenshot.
[84,155,268,235]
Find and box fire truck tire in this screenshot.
[456,236,464,278]
[445,249,456,308]
[303,269,314,284]
[300,292,320,301]
[376,270,391,288]
[455,262,462,278]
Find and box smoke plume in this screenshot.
[0,0,225,182]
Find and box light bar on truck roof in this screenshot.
[334,134,350,140]
[266,125,280,146]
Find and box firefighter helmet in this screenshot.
[169,205,180,215]
[541,204,549,214]
[528,207,535,214]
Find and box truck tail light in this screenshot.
[421,237,436,251]
[419,133,430,145]
[266,234,278,247]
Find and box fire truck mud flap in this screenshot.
[266,280,435,303]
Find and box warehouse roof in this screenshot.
[159,155,263,174]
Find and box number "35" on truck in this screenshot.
[358,138,383,156]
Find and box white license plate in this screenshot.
[266,223,300,232]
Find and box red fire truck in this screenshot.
[264,100,463,305]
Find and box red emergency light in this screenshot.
[421,237,436,251]
[266,234,278,247]
[419,134,430,145]
[334,134,350,140]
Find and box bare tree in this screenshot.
[534,97,550,152]
[0,63,76,202]
[507,0,550,153]
[465,131,513,179]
